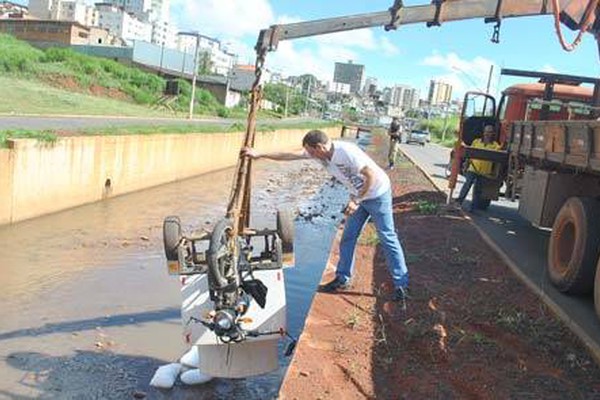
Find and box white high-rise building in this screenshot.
[150,0,169,22]
[56,1,98,26]
[390,84,409,107]
[428,80,453,105]
[96,3,152,44]
[28,0,59,19]
[177,33,236,76]
[152,19,177,47]
[102,0,151,19]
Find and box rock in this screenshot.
[132,390,147,399]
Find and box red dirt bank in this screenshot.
[280,134,600,399]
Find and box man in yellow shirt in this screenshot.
[455,125,501,211]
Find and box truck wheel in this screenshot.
[548,197,600,294]
[595,260,600,319]
[277,208,295,253]
[163,216,182,261]
[475,198,491,210]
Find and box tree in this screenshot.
[198,51,213,75]
[263,83,306,116]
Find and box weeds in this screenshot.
[416,200,439,214]
[0,129,57,148]
[496,308,527,332]
[359,223,379,246]
[405,252,423,264]
[345,307,361,330]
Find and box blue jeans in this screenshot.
[456,171,481,208]
[336,189,409,289]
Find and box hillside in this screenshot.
[0,33,237,118]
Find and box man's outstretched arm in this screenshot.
[242,147,310,161]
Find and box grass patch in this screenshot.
[0,121,343,144]
[345,307,361,330]
[0,34,228,117]
[418,116,459,148]
[359,223,379,246]
[416,200,439,214]
[0,129,57,148]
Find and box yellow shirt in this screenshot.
[468,138,501,176]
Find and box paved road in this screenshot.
[399,141,600,360]
[0,115,317,131]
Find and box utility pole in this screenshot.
[178,31,202,120]
[189,34,200,120]
[284,84,290,118]
[486,64,494,95]
[304,76,312,115]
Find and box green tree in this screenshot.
[198,51,213,75]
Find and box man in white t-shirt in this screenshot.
[243,130,409,304]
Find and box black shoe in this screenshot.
[319,276,351,293]
[394,287,408,310]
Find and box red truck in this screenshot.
[449,68,600,318]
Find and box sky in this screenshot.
[169,0,599,100]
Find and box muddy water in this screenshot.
[0,157,348,399]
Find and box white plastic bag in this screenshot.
[149,363,182,389]
[180,369,213,385]
[180,346,199,368]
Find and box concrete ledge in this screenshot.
[0,126,342,225]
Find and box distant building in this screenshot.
[102,0,151,19]
[96,3,152,45]
[0,19,114,46]
[150,0,169,23]
[229,64,259,91]
[333,61,364,94]
[195,75,243,108]
[0,1,29,19]
[177,33,236,76]
[363,76,377,97]
[428,80,452,106]
[56,1,98,27]
[28,0,58,20]
[328,81,351,95]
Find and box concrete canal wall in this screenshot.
[0,126,342,225]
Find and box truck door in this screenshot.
[448,92,498,194]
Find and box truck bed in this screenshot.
[509,120,600,173]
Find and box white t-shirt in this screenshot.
[322,141,390,200]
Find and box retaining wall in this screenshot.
[0,126,341,225]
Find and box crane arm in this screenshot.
[256,0,598,53]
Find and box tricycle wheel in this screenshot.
[277,208,295,253]
[163,216,182,261]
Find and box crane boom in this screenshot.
[256,0,597,52]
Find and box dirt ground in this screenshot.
[280,134,600,399]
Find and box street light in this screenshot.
[178,31,201,120]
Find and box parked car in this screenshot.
[406,129,430,146]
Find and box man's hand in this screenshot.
[343,199,359,216]
[241,147,260,159]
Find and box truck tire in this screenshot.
[276,208,295,253]
[474,198,491,210]
[595,260,600,320]
[163,216,182,261]
[548,197,600,294]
